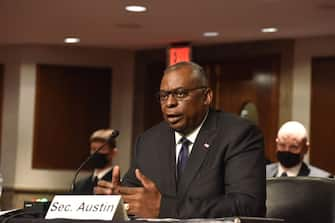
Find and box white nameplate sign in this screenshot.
[45,195,128,221]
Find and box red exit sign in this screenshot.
[168,46,192,65]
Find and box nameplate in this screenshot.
[45,195,128,220]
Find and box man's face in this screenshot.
[90,140,116,161]
[159,67,212,134]
[276,134,307,155]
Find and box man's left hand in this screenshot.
[119,169,161,218]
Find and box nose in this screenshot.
[277,142,289,152]
[282,146,290,151]
[279,144,290,152]
[165,94,178,108]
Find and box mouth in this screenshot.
[166,114,183,124]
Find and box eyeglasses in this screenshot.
[156,87,207,103]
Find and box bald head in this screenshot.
[277,121,308,143]
[275,120,309,167]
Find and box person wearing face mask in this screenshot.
[266,121,332,178]
[72,129,117,194]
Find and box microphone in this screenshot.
[70,129,120,193]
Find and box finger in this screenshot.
[124,203,136,216]
[94,185,113,195]
[121,194,138,204]
[122,201,139,216]
[118,186,143,195]
[121,194,140,201]
[112,165,121,186]
[135,169,153,188]
[97,180,114,188]
[124,203,129,212]
[97,180,121,194]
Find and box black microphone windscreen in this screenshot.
[107,129,119,145]
[111,129,119,138]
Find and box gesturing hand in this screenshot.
[94,165,121,195]
[119,169,162,218]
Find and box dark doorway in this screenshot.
[311,57,335,173]
[33,65,112,170]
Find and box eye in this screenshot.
[174,89,188,98]
[158,91,169,101]
[277,143,285,148]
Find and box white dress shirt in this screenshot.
[93,166,113,180]
[277,162,302,177]
[174,112,208,164]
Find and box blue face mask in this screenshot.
[87,153,109,169]
[276,151,302,168]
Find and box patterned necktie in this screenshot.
[177,137,190,180]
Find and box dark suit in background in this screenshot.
[73,128,117,195]
[73,169,113,195]
[122,110,266,218]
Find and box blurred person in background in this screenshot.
[267,121,332,178]
[72,129,117,194]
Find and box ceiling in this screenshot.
[1,0,335,49]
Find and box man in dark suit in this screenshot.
[95,61,266,218]
[266,121,332,178]
[73,129,117,194]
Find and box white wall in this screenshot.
[0,46,135,190]
[292,36,335,162]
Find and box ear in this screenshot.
[108,148,117,158]
[204,88,213,106]
[275,138,282,152]
[112,148,118,155]
[302,140,309,155]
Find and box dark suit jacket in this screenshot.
[122,110,266,218]
[73,169,113,195]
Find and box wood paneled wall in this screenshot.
[143,62,165,130]
[311,57,335,173]
[134,41,290,161]
[0,64,3,162]
[133,49,166,144]
[33,65,112,170]
[203,56,280,161]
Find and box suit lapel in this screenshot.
[102,169,113,181]
[177,110,218,198]
[298,162,310,176]
[80,175,95,194]
[157,125,178,196]
[272,165,279,177]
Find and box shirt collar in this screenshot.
[93,166,113,180]
[175,111,208,145]
[277,162,302,177]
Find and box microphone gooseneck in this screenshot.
[71,129,120,193]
